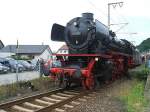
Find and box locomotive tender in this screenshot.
[50,13,141,89]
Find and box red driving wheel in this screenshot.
[82,75,95,90]
[86,76,95,90]
[82,78,87,90]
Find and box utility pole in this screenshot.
[16,39,19,83]
[108,2,123,29]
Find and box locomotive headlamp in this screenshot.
[74,22,77,26]
[95,57,99,61]
[76,40,78,44]
[73,22,78,27]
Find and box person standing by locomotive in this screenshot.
[147,57,150,69]
[39,58,45,77]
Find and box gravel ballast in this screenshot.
[69,78,135,112]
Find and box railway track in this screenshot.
[0,88,96,112]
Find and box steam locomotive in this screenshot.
[50,13,141,89]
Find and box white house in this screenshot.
[57,45,69,54]
[0,45,52,60]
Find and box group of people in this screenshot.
[146,56,150,68]
[36,58,61,77]
[36,58,51,77]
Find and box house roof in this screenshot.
[0,45,52,54]
[0,40,4,49]
[58,45,69,51]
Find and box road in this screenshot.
[0,71,40,85]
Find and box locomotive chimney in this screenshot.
[82,13,93,20]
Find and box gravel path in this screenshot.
[69,78,135,112]
[0,71,40,85]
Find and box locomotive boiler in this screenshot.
[50,13,141,89]
[51,13,134,55]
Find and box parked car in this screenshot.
[0,63,10,74]
[5,58,25,72]
[0,58,11,68]
[28,59,38,70]
[18,60,34,71]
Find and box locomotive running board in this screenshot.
[52,53,112,59]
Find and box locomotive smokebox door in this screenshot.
[51,23,65,42]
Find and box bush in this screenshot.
[135,68,150,81]
[11,55,32,60]
[130,64,150,81]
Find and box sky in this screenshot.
[0,0,150,51]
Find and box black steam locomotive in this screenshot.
[50,13,141,89]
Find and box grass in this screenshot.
[120,81,148,112]
[120,64,150,112]
[0,83,20,101]
[0,77,56,102]
[129,64,150,80]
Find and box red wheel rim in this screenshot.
[82,79,87,90]
[85,76,95,90]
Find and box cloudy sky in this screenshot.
[0,0,150,51]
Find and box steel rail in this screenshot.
[0,88,64,109]
[35,91,89,112]
[0,88,91,112]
